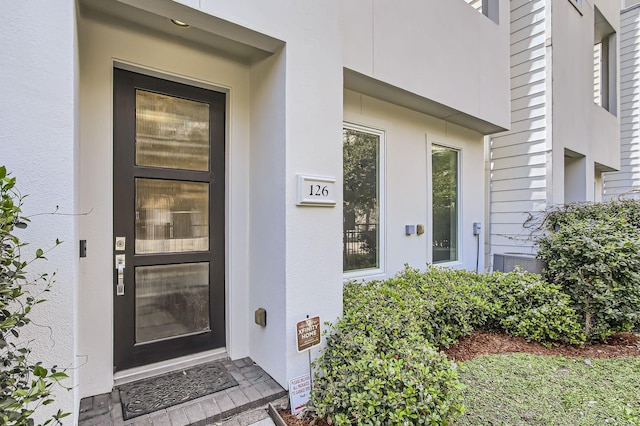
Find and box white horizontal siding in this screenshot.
[490,0,549,260]
[621,112,640,124]
[512,19,546,44]
[621,79,640,93]
[605,171,640,180]
[620,49,640,64]
[492,152,547,170]
[491,176,547,192]
[604,7,640,199]
[491,211,536,224]
[491,129,546,147]
[506,116,547,133]
[621,121,640,132]
[491,242,539,254]
[594,43,602,105]
[512,104,546,122]
[511,0,545,23]
[620,155,640,167]
[492,189,547,203]
[492,139,547,157]
[490,222,544,234]
[512,90,546,110]
[511,80,546,102]
[491,199,548,213]
[492,165,547,180]
[511,44,546,67]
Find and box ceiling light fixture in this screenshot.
[170,19,190,28]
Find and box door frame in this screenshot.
[112,67,227,372]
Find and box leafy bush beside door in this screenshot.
[0,166,68,425]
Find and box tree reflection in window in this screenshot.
[432,146,459,263]
[343,128,379,272]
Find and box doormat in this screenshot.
[118,361,238,420]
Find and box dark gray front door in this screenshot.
[113,68,225,371]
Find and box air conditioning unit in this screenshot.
[493,253,546,274]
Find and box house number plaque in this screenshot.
[296,174,336,207]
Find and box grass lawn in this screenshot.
[455,354,640,425]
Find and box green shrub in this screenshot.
[537,216,640,340]
[0,166,68,424]
[310,329,464,425]
[484,270,585,345]
[542,200,640,230]
[343,266,492,349]
[394,266,491,345]
[389,266,584,346]
[310,266,585,424]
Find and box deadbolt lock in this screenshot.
[115,236,126,251]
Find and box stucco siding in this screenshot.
[342,0,511,131]
[0,2,78,423]
[343,89,486,276]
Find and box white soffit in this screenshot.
[344,68,508,135]
[79,0,284,65]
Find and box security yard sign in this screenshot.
[296,316,321,352]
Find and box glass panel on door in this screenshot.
[135,178,209,254]
[135,90,210,171]
[135,263,210,344]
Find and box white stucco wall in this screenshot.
[78,0,344,393]
[344,90,486,276]
[551,0,620,203]
[342,0,511,131]
[248,50,288,384]
[603,3,640,198]
[189,0,345,385]
[0,1,77,423]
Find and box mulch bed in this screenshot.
[278,331,640,425]
[442,330,640,361]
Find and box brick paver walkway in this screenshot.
[78,358,287,426]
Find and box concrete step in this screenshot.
[78,358,287,426]
[210,396,288,426]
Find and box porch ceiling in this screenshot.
[79,0,284,65]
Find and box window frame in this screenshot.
[429,143,462,266]
[342,122,386,279]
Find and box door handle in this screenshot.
[115,254,125,296]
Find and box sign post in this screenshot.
[290,316,321,415]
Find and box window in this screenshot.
[432,145,459,263]
[343,125,383,273]
[593,6,617,115]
